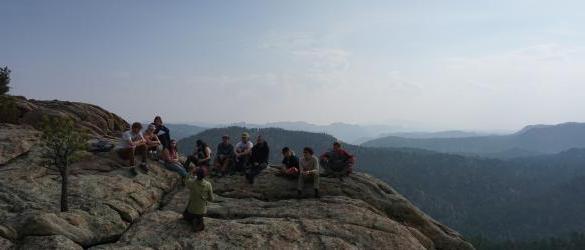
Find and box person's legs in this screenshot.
[235,156,248,173]
[183,209,195,222]
[135,145,147,163]
[297,172,304,192]
[183,155,196,172]
[222,158,232,175]
[117,148,134,166]
[312,172,320,198]
[246,163,266,184]
[165,162,188,177]
[192,214,204,232]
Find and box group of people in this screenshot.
[114,116,355,232]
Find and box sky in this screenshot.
[2,0,585,131]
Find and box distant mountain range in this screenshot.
[362,122,585,158]
[169,120,489,144]
[165,124,207,141]
[177,126,585,242]
[227,121,402,144]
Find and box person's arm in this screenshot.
[198,147,212,163]
[124,134,135,148]
[161,125,170,134]
[242,142,253,155]
[207,183,214,202]
[263,145,270,163]
[307,157,319,174]
[343,150,356,165]
[134,133,146,146]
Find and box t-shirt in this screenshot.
[282,155,300,169]
[117,130,144,149]
[216,143,234,157]
[235,141,253,154]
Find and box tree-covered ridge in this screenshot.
[179,127,585,243]
[362,122,585,158]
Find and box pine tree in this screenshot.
[40,116,87,212]
[0,66,10,95]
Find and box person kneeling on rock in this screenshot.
[298,147,320,198]
[184,168,214,232]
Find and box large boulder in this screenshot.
[0,128,181,247]
[11,96,128,137]
[0,124,39,165]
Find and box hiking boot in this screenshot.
[140,162,149,173]
[297,190,302,198]
[314,189,320,198]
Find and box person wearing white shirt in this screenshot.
[116,122,148,171]
[234,132,253,173]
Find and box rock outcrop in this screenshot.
[7,96,128,137]
[0,100,474,250]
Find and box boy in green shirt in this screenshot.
[183,168,214,232]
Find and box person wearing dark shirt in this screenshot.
[280,147,300,177]
[184,140,212,173]
[151,116,171,149]
[246,135,269,184]
[320,142,355,178]
[213,135,235,176]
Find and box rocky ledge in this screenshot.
[0,101,474,250]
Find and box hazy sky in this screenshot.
[2,1,585,131]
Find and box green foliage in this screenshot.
[0,95,19,123]
[40,116,87,212]
[40,116,88,169]
[0,66,10,95]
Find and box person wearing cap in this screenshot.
[246,135,270,184]
[116,122,148,171]
[184,168,214,232]
[320,142,355,178]
[234,132,254,173]
[213,135,235,176]
[143,124,162,160]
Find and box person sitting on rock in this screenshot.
[320,142,355,178]
[184,167,214,232]
[184,139,212,173]
[143,124,162,160]
[151,116,171,149]
[116,122,148,171]
[246,135,269,184]
[298,147,320,198]
[280,147,300,177]
[213,135,235,176]
[161,139,188,181]
[234,132,253,174]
